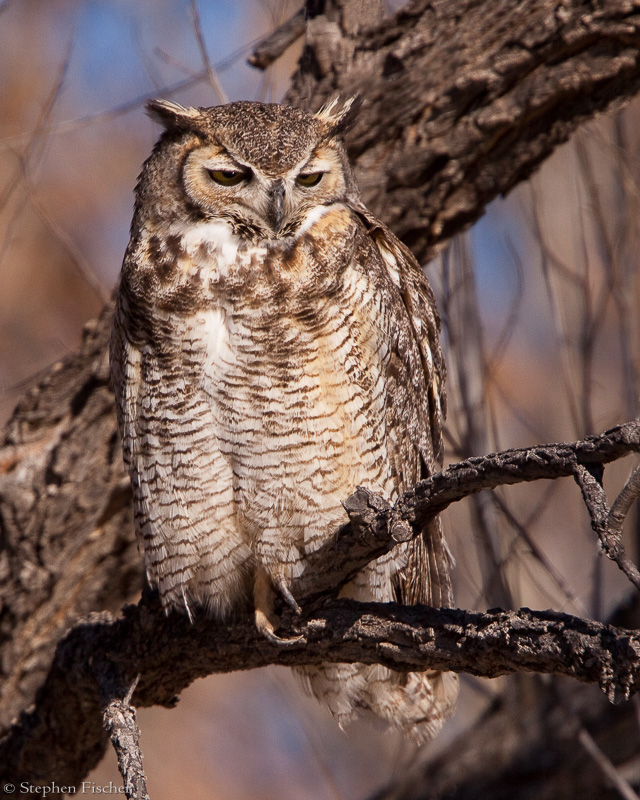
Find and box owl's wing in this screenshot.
[110,300,140,477]
[352,203,453,609]
[110,298,246,619]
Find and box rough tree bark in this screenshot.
[4,422,640,789]
[371,593,640,800]
[2,0,640,796]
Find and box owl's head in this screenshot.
[137,99,359,241]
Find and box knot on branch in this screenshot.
[343,485,390,531]
[343,486,413,543]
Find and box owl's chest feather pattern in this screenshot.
[186,214,396,533]
[119,210,398,554]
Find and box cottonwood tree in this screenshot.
[2,1,640,797]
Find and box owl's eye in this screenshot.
[207,169,247,186]
[295,172,324,187]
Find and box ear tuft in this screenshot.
[146,99,202,131]
[314,96,361,136]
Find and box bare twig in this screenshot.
[189,0,228,104]
[248,7,307,69]
[438,239,513,609]
[577,727,640,800]
[15,152,109,302]
[529,183,584,436]
[0,34,72,206]
[0,36,74,278]
[491,490,586,612]
[609,465,640,536]
[5,31,264,146]
[154,48,202,79]
[101,674,150,800]
[573,463,640,591]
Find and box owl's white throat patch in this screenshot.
[178,220,241,261]
[174,219,267,280]
[294,205,331,238]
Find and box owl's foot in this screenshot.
[254,567,303,646]
[273,574,301,614]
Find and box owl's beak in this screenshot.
[267,181,286,233]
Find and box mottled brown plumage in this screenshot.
[110,99,458,741]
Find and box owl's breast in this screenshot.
[191,240,396,545]
[126,212,399,543]
[186,207,358,308]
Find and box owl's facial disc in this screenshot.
[182,143,347,240]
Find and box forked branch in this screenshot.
[2,422,640,790]
[574,463,640,591]
[296,421,640,600]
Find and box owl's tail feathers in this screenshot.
[296,663,459,743]
[295,517,459,740]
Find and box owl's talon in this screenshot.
[255,607,303,646]
[274,575,301,614]
[254,567,303,645]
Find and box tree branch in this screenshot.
[288,0,640,263]
[100,673,150,800]
[3,421,640,789]
[2,592,640,790]
[576,726,640,800]
[370,629,640,800]
[296,422,640,600]
[609,464,640,537]
[248,8,307,69]
[574,463,640,590]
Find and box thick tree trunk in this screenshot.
[0,307,140,734]
[288,0,640,262]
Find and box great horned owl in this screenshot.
[110,99,458,741]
